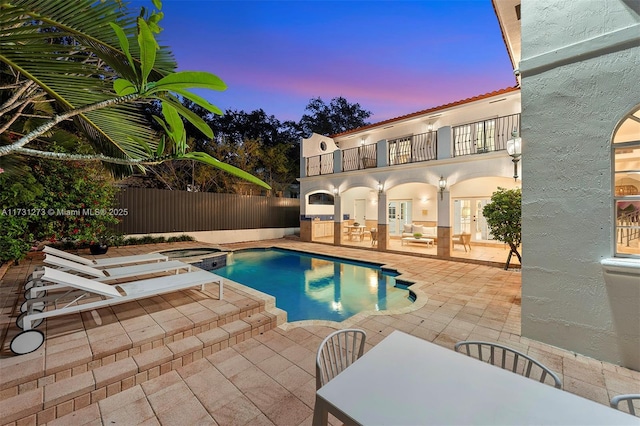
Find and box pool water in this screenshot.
[212,248,414,322]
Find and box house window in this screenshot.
[309,193,335,205]
[612,105,640,258]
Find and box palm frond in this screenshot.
[0,0,176,175]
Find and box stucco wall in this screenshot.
[520,0,640,366]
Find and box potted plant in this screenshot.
[413,233,422,239]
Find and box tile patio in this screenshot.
[0,239,638,425]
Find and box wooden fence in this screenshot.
[113,188,300,234]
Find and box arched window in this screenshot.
[309,193,335,205]
[613,106,640,257]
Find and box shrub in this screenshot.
[483,187,522,268]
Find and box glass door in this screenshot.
[388,200,412,235]
[453,200,472,235]
[474,199,494,241]
[454,199,493,241]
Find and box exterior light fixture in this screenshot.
[377,181,384,194]
[438,176,447,200]
[506,130,522,180]
[426,123,434,132]
[332,187,339,196]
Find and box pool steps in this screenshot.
[0,282,283,425]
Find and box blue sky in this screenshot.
[151,0,515,123]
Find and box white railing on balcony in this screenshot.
[342,144,377,172]
[453,113,521,157]
[388,131,437,165]
[306,153,334,176]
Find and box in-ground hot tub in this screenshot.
[159,247,228,270]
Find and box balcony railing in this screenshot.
[453,113,521,157]
[388,131,437,166]
[306,153,334,176]
[342,144,377,172]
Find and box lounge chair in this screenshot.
[23,254,194,310]
[11,267,224,355]
[43,245,168,267]
[30,254,191,283]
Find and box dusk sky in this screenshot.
[150,0,515,123]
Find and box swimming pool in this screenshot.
[212,248,414,322]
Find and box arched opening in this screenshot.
[612,105,640,257]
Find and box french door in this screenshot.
[453,199,493,241]
[388,200,412,235]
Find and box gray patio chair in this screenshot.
[454,341,562,389]
[611,394,640,416]
[316,329,366,390]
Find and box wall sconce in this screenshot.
[377,181,384,194]
[426,123,434,132]
[332,187,339,196]
[438,175,447,200]
[420,196,427,204]
[506,130,522,180]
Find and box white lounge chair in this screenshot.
[43,245,168,267]
[11,267,224,355]
[29,254,191,283]
[23,254,194,311]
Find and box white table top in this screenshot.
[316,331,638,425]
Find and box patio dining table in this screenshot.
[345,225,367,241]
[313,330,638,425]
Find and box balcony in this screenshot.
[303,113,521,177]
[342,144,377,172]
[453,113,521,157]
[306,152,334,176]
[388,131,437,165]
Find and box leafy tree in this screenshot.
[28,159,119,246]
[0,157,121,263]
[0,163,42,263]
[298,96,372,137]
[0,0,269,189]
[141,103,300,194]
[482,187,522,269]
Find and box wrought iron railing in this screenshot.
[453,113,521,157]
[342,144,377,172]
[306,153,334,176]
[388,131,437,166]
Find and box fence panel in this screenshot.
[113,188,300,234]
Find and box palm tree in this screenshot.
[0,0,270,188]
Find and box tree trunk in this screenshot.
[504,242,522,270]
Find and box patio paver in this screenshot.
[1,239,639,425]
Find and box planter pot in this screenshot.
[89,243,109,255]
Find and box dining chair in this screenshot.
[454,341,562,389]
[610,394,640,416]
[316,329,366,390]
[452,233,471,252]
